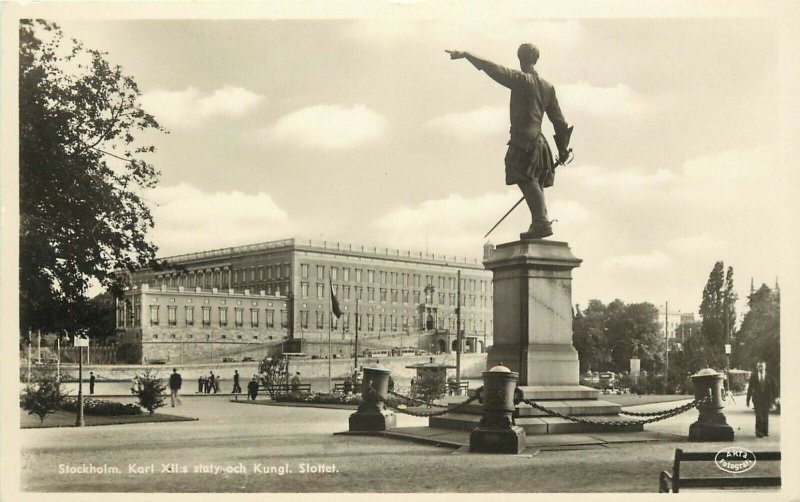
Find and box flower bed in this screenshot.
[272,391,421,408]
[60,397,142,416]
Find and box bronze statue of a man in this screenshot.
[447,44,572,239]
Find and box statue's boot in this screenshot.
[520,219,553,240]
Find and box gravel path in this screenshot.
[19,393,780,493]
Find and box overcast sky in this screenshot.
[48,13,796,318]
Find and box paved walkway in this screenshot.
[18,394,781,493]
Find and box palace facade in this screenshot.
[117,238,494,363]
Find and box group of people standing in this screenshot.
[198,371,221,394]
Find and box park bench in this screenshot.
[659,448,781,492]
[259,383,312,394]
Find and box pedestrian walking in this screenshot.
[232,370,242,394]
[746,360,777,437]
[343,375,353,394]
[198,375,204,393]
[169,368,183,407]
[89,372,96,395]
[247,375,259,400]
[213,373,220,393]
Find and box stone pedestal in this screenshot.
[484,239,585,388]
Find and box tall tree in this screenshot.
[19,20,164,337]
[572,300,611,373]
[737,284,780,389]
[698,261,735,369]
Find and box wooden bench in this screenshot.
[259,383,312,394]
[659,448,781,492]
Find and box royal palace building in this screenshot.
[117,238,494,363]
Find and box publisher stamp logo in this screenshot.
[715,447,756,474]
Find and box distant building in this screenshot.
[117,238,494,362]
[655,309,695,342]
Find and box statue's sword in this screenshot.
[483,147,573,239]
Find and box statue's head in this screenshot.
[517,43,540,69]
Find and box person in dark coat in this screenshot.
[232,370,242,394]
[198,375,204,393]
[746,360,778,437]
[247,375,259,400]
[168,368,183,407]
[89,372,96,395]
[343,376,353,394]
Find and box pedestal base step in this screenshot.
[518,385,600,400]
[430,413,643,434]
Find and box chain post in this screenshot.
[348,366,396,431]
[469,365,526,454]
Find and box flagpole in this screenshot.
[328,274,332,394]
[354,299,359,374]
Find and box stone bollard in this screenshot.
[469,365,526,453]
[348,366,396,432]
[688,368,734,441]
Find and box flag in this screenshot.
[330,278,342,318]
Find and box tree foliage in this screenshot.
[572,299,663,373]
[19,20,164,336]
[737,284,780,384]
[698,261,737,369]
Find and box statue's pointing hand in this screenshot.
[446,50,466,60]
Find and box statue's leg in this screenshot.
[517,180,550,228]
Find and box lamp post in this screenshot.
[74,333,89,427]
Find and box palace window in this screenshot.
[368,270,375,283]
[219,307,227,327]
[317,265,325,280]
[317,283,325,298]
[281,310,288,329]
[301,264,309,278]
[185,306,194,326]
[316,311,324,329]
[168,306,177,326]
[235,308,243,327]
[301,311,309,329]
[355,286,363,300]
[251,309,259,328]
[356,269,362,282]
[202,307,211,326]
[380,271,387,284]
[343,268,350,281]
[331,267,338,280]
[150,305,159,325]
[266,309,275,328]
[301,282,309,298]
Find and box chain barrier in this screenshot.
[519,395,711,427]
[617,397,708,417]
[384,387,484,418]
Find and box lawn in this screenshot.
[20,409,198,429]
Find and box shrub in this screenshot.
[411,371,447,403]
[61,397,142,416]
[134,370,167,415]
[20,364,66,423]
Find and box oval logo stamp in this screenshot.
[715,447,757,474]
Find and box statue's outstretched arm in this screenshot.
[445,50,522,89]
